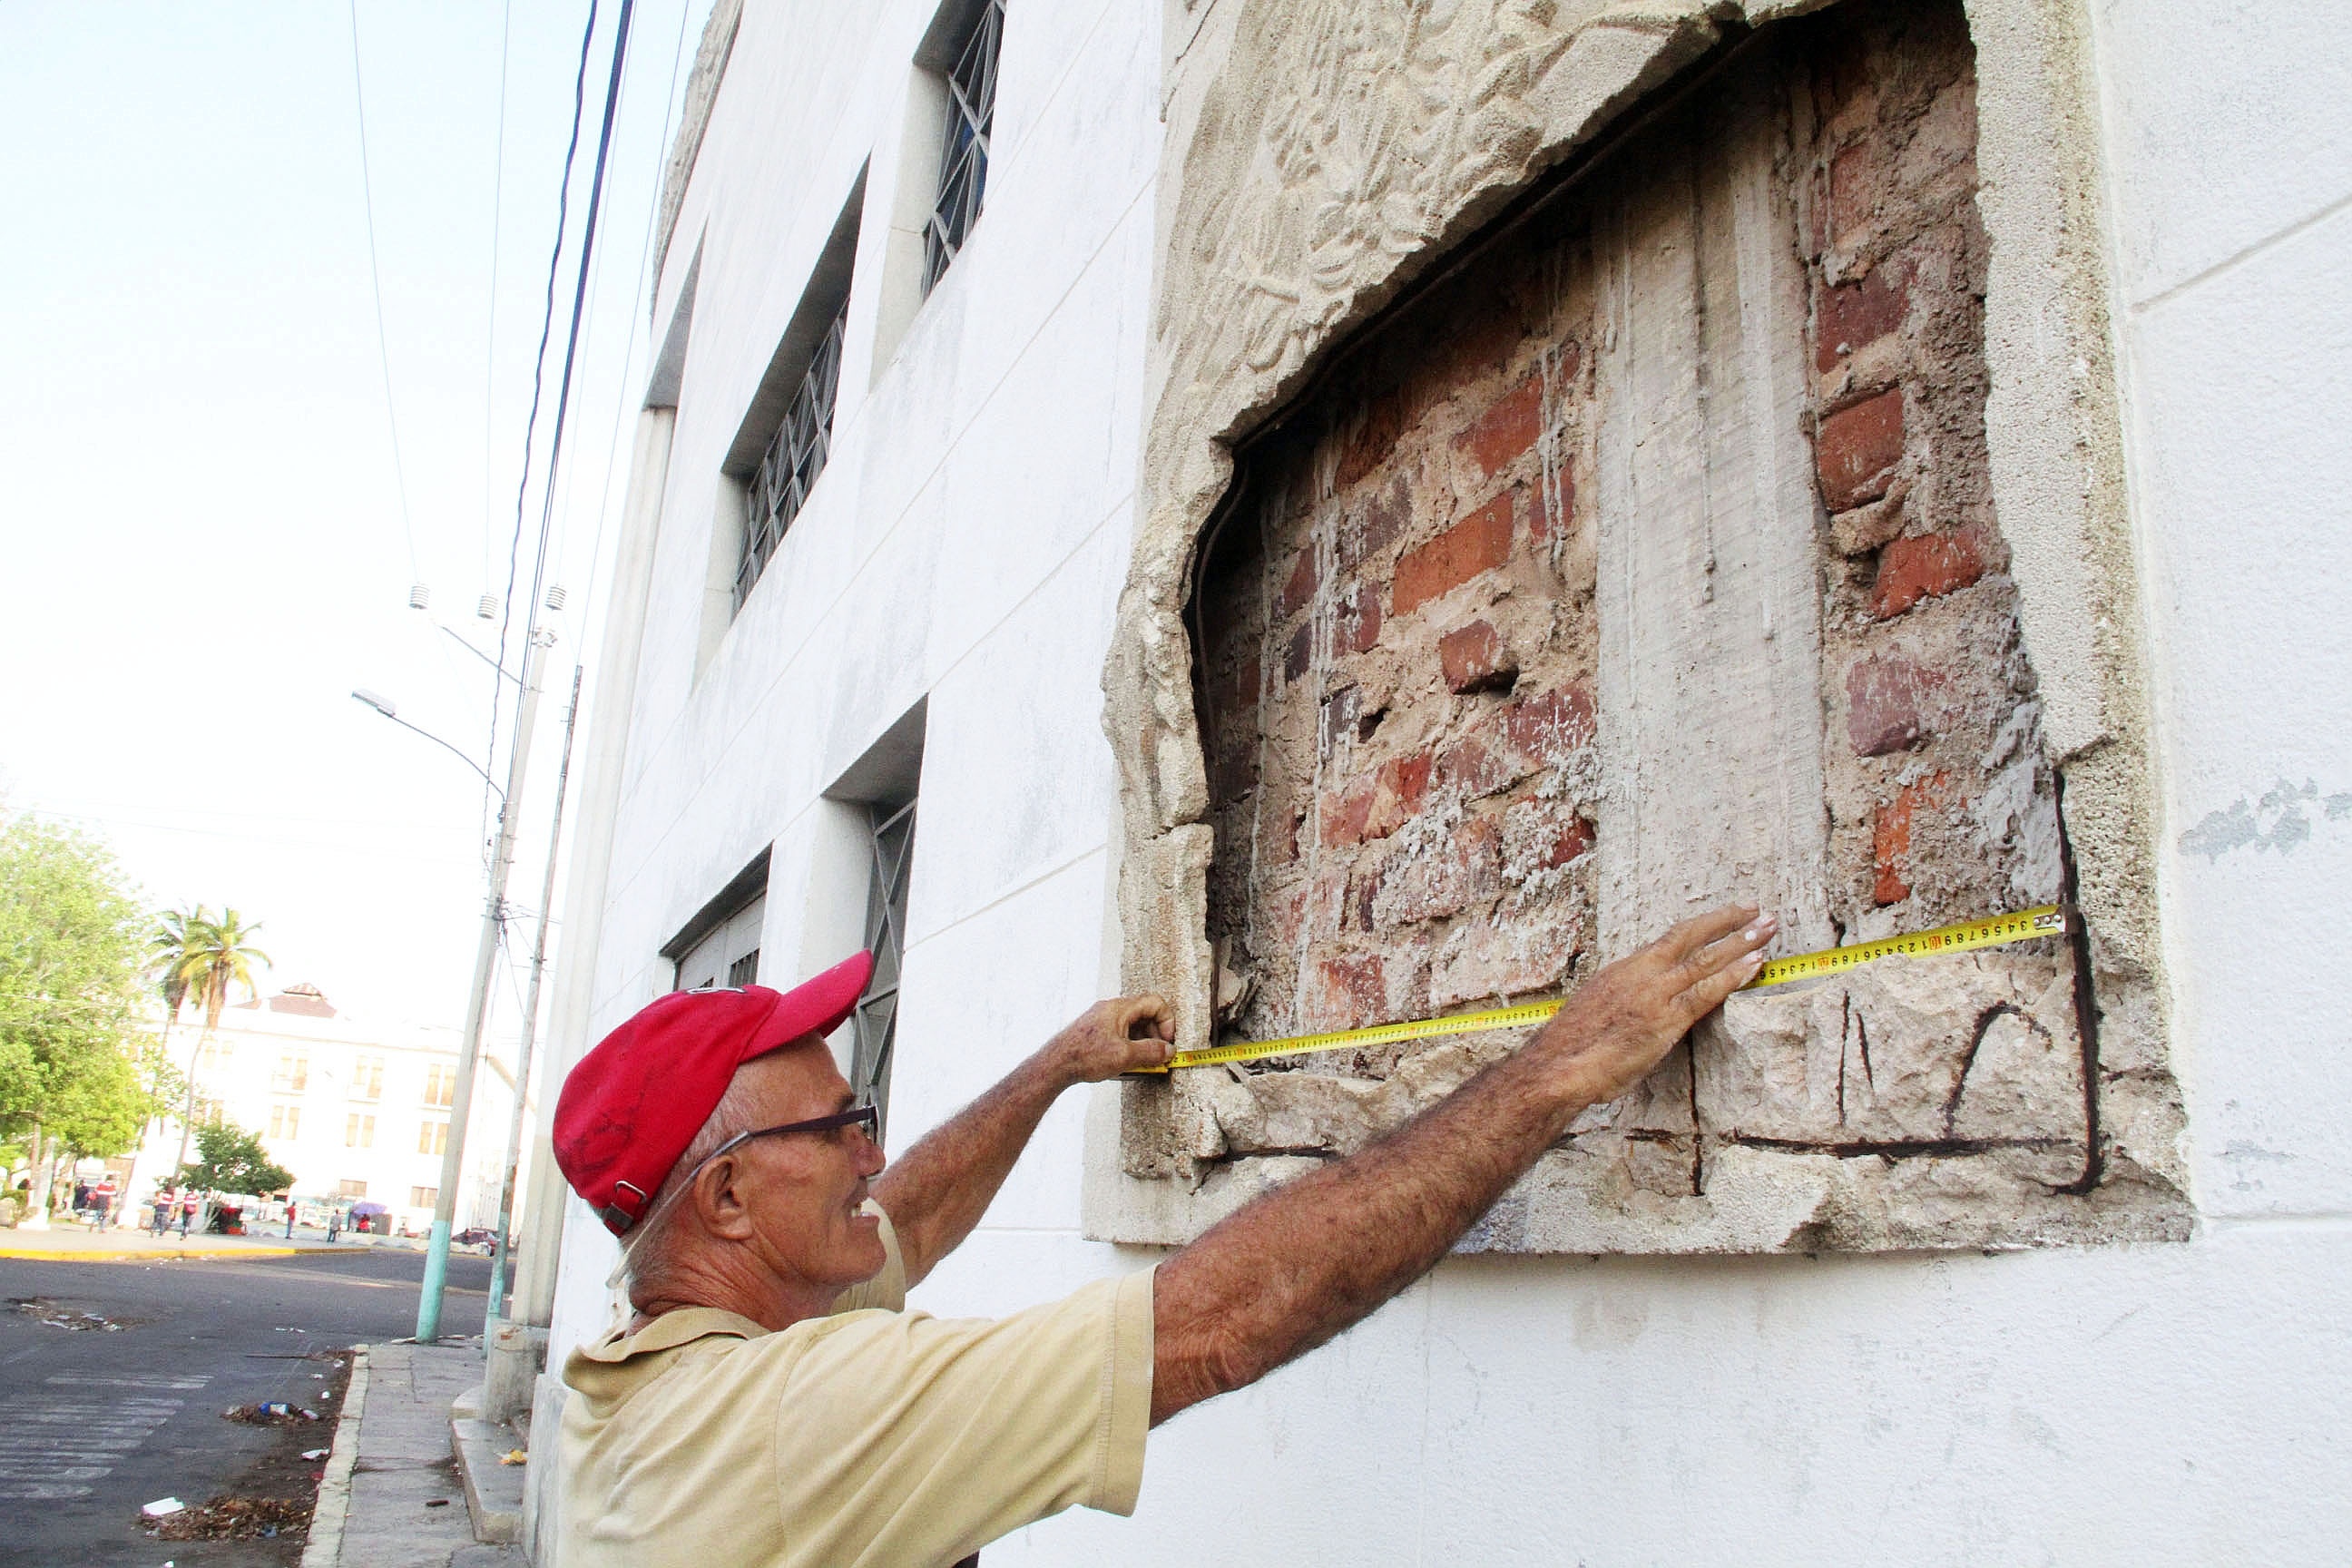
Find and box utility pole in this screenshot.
[416,626,554,1342]
[484,662,582,1332]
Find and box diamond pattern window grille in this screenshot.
[921,0,1004,294]
[850,799,916,1139]
[738,301,848,612]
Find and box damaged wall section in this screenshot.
[1152,0,2186,1251]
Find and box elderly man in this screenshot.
[551,903,1776,1565]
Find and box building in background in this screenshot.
[501,0,2352,1562]
[127,984,524,1234]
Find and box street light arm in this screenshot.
[437,623,523,687]
[352,697,505,800]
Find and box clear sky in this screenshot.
[0,0,711,1033]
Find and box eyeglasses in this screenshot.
[703,1102,880,1165]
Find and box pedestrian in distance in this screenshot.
[90,1176,114,1231]
[151,1191,171,1235]
[178,1192,198,1239]
[326,1207,340,1245]
[284,1202,296,1239]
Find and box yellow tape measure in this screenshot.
[1137,905,2066,1074]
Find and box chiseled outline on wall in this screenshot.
[1090,0,2190,1252]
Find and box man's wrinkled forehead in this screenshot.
[733,1033,854,1119]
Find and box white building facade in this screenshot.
[519,0,2352,1561]
[129,985,522,1235]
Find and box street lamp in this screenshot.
[351,615,556,1340]
[348,691,505,800]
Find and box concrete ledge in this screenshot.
[299,1345,370,1568]
[452,1384,524,1547]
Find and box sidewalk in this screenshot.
[303,1340,523,1568]
[0,1223,359,1261]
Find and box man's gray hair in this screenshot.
[618,1068,768,1304]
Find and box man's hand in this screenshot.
[1530,904,1777,1105]
[1042,995,1174,1085]
[868,994,1173,1287]
[1150,902,1775,1424]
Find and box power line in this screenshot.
[577,0,695,642]
[482,0,515,592]
[348,0,421,583]
[486,0,609,809]
[515,0,642,689]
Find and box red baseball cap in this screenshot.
[554,951,875,1236]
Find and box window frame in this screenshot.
[921,0,1004,294]
[736,300,848,612]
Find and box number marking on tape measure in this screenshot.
[1137,905,2068,1074]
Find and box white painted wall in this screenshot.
[542,1,2352,1561]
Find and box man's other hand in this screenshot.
[1532,904,1778,1107]
[1046,995,1176,1084]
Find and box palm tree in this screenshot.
[150,905,207,1169]
[168,908,270,1181]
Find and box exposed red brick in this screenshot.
[1319,778,1374,848]
[1393,495,1514,616]
[1339,477,1410,571]
[1431,917,1570,1010]
[1283,621,1313,682]
[1815,266,1908,372]
[1371,817,1498,927]
[1307,952,1387,1031]
[1872,770,1951,906]
[1435,684,1596,801]
[1457,374,1544,479]
[1845,653,1934,756]
[1307,863,1352,942]
[1871,527,1986,618]
[1528,468,1573,543]
[1329,581,1381,658]
[1828,142,1874,247]
[1225,652,1260,714]
[1439,619,1517,694]
[1504,685,1596,761]
[1537,816,1594,869]
[1816,387,1906,511]
[1275,545,1319,621]
[1362,752,1432,841]
[1500,791,1595,881]
[1334,390,1405,491]
[1434,736,1509,800]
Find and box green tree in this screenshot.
[167,907,270,1176]
[0,813,159,1221]
[181,1120,293,1196]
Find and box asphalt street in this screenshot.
[0,1248,492,1568]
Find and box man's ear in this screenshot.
[693,1152,761,1240]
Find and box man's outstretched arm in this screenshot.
[872,995,1173,1287]
[1150,904,1776,1425]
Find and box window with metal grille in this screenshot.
[738,302,847,612]
[850,799,916,1137]
[728,948,761,988]
[410,1185,437,1209]
[337,1179,368,1200]
[922,0,1003,294]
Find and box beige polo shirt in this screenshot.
[556,1208,1155,1568]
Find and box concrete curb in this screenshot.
[0,1243,303,1261]
[450,1381,524,1545]
[299,1344,371,1568]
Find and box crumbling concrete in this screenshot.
[1093,0,2188,1251]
